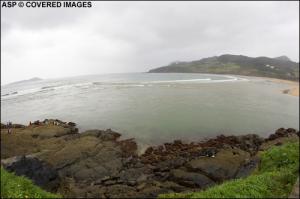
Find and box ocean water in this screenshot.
[1,73,299,147]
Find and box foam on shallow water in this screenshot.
[2,75,248,100]
[146,78,212,83]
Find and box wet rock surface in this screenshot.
[1,120,299,198]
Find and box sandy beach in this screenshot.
[264,78,299,97]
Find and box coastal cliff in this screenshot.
[1,120,299,198]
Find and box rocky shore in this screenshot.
[1,120,299,198]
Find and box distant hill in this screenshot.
[7,77,43,85]
[149,54,299,81]
[274,56,291,62]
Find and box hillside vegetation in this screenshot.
[159,141,299,198]
[149,54,299,81]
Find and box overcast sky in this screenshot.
[1,1,299,84]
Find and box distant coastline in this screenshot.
[148,54,299,82]
[5,77,43,86]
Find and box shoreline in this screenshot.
[220,74,299,97]
[263,77,299,97]
[245,75,299,97]
[1,119,299,198]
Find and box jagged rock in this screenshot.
[119,168,148,185]
[80,129,121,141]
[1,121,298,198]
[135,184,173,198]
[199,134,264,155]
[174,140,183,146]
[104,184,138,198]
[236,134,264,155]
[67,122,76,127]
[198,147,218,157]
[86,130,120,142]
[141,141,201,165]
[266,128,299,141]
[47,139,123,181]
[119,138,138,157]
[33,120,41,125]
[235,156,260,178]
[187,147,250,182]
[153,157,187,172]
[159,181,187,192]
[104,179,118,186]
[260,133,299,151]
[144,146,154,155]
[170,169,215,188]
[1,155,59,192]
[29,125,74,139]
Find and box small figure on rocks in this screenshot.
[7,121,12,134]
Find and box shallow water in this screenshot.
[1,73,299,146]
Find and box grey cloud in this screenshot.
[1,1,299,84]
[1,7,89,37]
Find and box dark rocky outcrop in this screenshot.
[1,121,299,198]
[266,128,299,141]
[186,146,250,182]
[169,169,215,188]
[235,156,260,179]
[1,155,60,192]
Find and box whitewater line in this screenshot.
[144,78,212,83]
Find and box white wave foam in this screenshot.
[40,82,95,91]
[201,77,249,83]
[1,87,41,100]
[144,76,249,84]
[145,78,212,83]
[41,85,60,90]
[134,84,145,87]
[2,82,93,100]
[1,75,250,100]
[115,84,145,88]
[73,82,94,89]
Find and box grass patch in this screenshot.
[259,142,299,173]
[159,142,299,198]
[1,167,61,198]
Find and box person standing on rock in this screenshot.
[7,121,12,134]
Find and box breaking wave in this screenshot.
[2,75,249,100]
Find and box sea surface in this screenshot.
[1,73,299,147]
